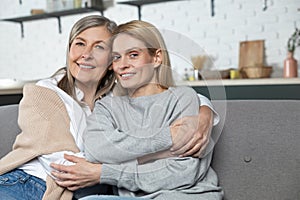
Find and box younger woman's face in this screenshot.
[68,26,111,89]
[112,33,161,97]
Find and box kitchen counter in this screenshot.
[0,79,36,95]
[177,77,300,86]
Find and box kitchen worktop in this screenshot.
[177,78,300,86]
[0,79,36,95]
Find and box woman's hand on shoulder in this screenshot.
[50,154,102,191]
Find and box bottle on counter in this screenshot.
[74,0,82,8]
[283,51,298,78]
[189,68,195,81]
[183,68,189,81]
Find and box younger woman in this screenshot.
[81,20,223,200]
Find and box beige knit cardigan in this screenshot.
[0,83,80,200]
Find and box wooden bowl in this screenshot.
[242,66,273,78]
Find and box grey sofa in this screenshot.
[0,100,299,200]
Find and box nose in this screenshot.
[116,56,130,71]
[81,47,93,59]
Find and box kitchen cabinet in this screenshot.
[178,78,300,100]
[192,84,300,100]
[0,94,23,106]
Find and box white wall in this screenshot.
[0,0,299,80]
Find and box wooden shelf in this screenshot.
[118,0,184,7]
[1,7,106,37]
[118,0,215,19]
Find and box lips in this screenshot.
[79,64,96,69]
[121,73,135,78]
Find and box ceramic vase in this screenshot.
[283,51,298,78]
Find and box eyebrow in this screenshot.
[75,36,109,46]
[112,47,144,54]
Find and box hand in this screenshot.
[170,105,213,157]
[50,154,102,191]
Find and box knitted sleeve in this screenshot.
[0,84,79,175]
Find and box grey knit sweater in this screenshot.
[84,86,223,200]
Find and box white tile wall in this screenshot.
[0,0,299,80]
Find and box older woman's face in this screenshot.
[68,26,111,88]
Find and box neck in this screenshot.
[75,81,97,110]
[83,93,96,110]
[129,83,167,98]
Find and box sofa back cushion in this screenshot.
[211,100,300,200]
[0,104,21,158]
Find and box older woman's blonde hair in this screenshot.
[112,20,175,95]
[53,15,117,103]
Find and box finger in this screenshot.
[67,185,81,191]
[170,127,194,152]
[64,154,83,163]
[170,126,187,151]
[192,151,201,158]
[55,179,78,188]
[170,137,188,152]
[180,143,202,157]
[51,170,75,181]
[190,137,210,158]
[171,118,185,126]
[179,132,209,157]
[172,139,195,156]
[197,138,210,158]
[182,139,207,158]
[172,129,199,154]
[50,163,72,173]
[51,171,67,180]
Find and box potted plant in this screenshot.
[287,27,300,53]
[284,28,300,78]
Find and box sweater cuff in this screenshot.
[150,127,173,152]
[100,160,137,186]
